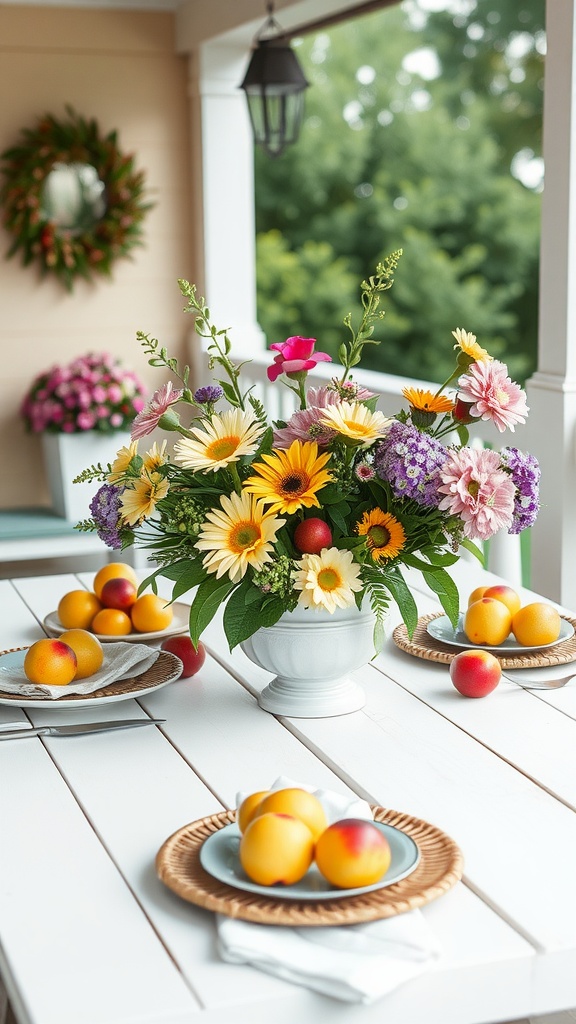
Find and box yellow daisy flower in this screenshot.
[120,473,169,526]
[142,440,168,474]
[107,441,139,484]
[243,440,332,515]
[452,328,492,363]
[356,508,407,562]
[402,387,454,415]
[293,547,363,613]
[173,408,265,473]
[195,491,285,583]
[319,401,390,445]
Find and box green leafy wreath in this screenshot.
[0,107,153,290]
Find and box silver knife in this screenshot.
[0,719,165,740]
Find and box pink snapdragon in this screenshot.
[438,447,515,541]
[131,381,184,440]
[267,336,332,383]
[457,360,528,433]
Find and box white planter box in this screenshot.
[41,431,129,523]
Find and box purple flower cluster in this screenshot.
[374,421,447,507]
[21,352,147,435]
[194,385,224,405]
[89,484,124,548]
[500,447,541,534]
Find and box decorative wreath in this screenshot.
[0,107,153,290]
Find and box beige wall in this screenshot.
[0,4,194,510]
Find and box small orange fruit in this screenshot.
[484,585,522,617]
[130,594,173,633]
[239,813,315,886]
[463,598,512,646]
[24,638,77,686]
[237,791,270,834]
[253,788,328,842]
[512,603,562,647]
[468,586,489,606]
[315,819,391,888]
[59,629,104,679]
[91,608,133,636]
[93,562,138,600]
[57,590,102,630]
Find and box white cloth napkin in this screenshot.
[216,777,441,1003]
[0,642,160,699]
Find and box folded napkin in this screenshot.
[0,642,160,699]
[218,777,441,1003]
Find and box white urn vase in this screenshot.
[240,603,377,718]
[41,431,129,523]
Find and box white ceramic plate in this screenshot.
[43,601,190,643]
[427,614,574,653]
[0,648,182,709]
[199,821,420,900]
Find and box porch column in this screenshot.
[525,0,576,606]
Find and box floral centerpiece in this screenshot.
[21,352,147,435]
[76,250,540,652]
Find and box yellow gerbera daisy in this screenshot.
[195,491,285,583]
[452,328,492,363]
[120,473,170,526]
[356,508,407,562]
[173,408,265,473]
[402,387,454,415]
[319,401,390,445]
[107,441,139,484]
[142,440,168,474]
[243,440,332,515]
[293,547,363,613]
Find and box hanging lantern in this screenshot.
[240,3,309,159]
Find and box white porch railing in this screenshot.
[199,345,524,589]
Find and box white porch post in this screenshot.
[525,0,576,606]
[182,37,265,385]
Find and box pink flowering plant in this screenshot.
[76,250,539,651]
[21,352,147,435]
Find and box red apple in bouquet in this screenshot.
[161,636,206,678]
[294,517,333,555]
[449,649,501,698]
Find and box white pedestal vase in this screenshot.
[41,431,129,523]
[240,603,377,718]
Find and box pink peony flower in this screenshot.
[272,386,339,448]
[457,360,528,433]
[438,447,516,541]
[267,336,332,383]
[131,381,184,440]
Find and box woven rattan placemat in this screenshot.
[0,647,180,702]
[155,807,463,926]
[393,612,576,669]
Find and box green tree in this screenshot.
[254,0,544,384]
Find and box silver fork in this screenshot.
[502,671,576,690]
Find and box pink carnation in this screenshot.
[457,360,528,433]
[131,381,184,440]
[267,336,332,383]
[272,386,339,448]
[438,447,515,541]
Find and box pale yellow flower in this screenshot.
[452,328,492,362]
[293,547,363,613]
[120,473,169,526]
[319,401,390,445]
[142,440,168,474]
[243,440,332,515]
[107,441,139,484]
[195,491,285,583]
[173,409,265,473]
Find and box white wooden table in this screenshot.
[0,560,575,1024]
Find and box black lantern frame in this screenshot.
[240,5,309,158]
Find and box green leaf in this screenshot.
[188,576,236,646]
[223,582,285,649]
[422,568,460,629]
[327,502,351,533]
[381,569,419,638]
[458,537,485,564]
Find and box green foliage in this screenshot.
[255,0,544,385]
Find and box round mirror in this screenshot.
[41,162,106,236]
